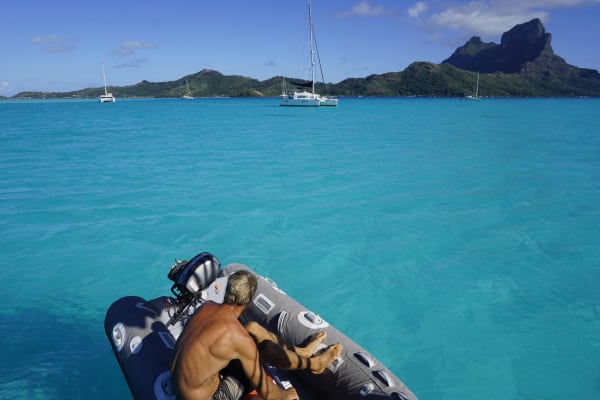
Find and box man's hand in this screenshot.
[283,387,299,400]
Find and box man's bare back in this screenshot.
[171,301,247,400]
[171,270,343,400]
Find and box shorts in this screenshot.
[212,375,245,400]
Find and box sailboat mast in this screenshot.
[309,0,315,94]
[102,64,108,96]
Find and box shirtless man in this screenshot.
[171,270,343,400]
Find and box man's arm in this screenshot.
[233,327,298,400]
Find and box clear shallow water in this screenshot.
[1,97,599,399]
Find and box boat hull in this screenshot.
[280,90,321,107]
[280,96,321,107]
[319,97,338,106]
[99,95,116,103]
[280,100,321,107]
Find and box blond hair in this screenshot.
[224,270,257,306]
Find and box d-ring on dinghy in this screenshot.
[104,252,418,399]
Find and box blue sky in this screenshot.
[2,0,600,96]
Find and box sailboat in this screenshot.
[280,0,338,107]
[464,71,481,100]
[182,78,194,100]
[99,64,116,103]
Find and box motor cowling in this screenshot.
[168,252,221,298]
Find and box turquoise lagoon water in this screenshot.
[1,97,599,399]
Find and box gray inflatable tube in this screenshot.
[104,255,417,400]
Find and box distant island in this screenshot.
[11,19,600,99]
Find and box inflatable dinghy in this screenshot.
[104,252,417,400]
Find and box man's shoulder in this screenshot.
[223,317,252,342]
[205,320,254,363]
[205,307,251,341]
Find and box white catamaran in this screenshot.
[99,64,116,103]
[280,0,338,107]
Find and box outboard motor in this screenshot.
[104,252,221,400]
[166,252,221,326]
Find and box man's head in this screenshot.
[223,270,257,306]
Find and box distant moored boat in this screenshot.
[280,0,338,107]
[182,78,194,100]
[464,71,481,100]
[99,64,116,103]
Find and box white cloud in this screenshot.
[339,1,390,17]
[430,3,545,37]
[408,2,429,18]
[495,0,600,9]
[32,34,63,44]
[31,34,75,53]
[1,81,11,95]
[46,45,76,53]
[114,59,149,68]
[112,41,157,56]
[414,0,600,41]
